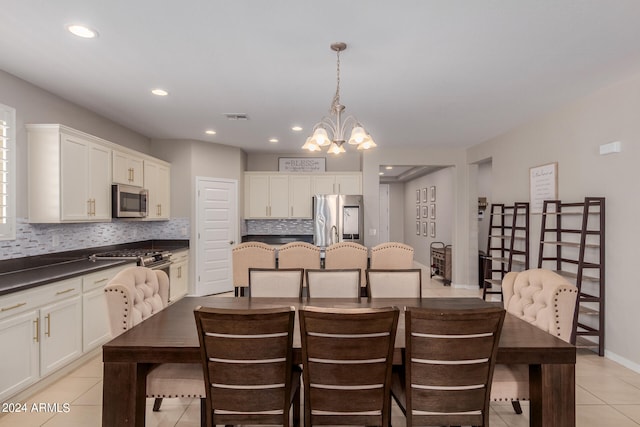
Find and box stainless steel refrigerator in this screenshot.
[313,194,364,247]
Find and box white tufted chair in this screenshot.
[369,242,414,270]
[105,266,205,421]
[490,269,578,414]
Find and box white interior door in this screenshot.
[195,177,237,296]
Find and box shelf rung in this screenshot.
[551,270,600,282]
[578,306,599,316]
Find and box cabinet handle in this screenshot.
[291,206,293,216]
[87,199,92,215]
[94,278,108,284]
[45,313,51,337]
[56,288,75,296]
[34,318,39,343]
[93,199,96,216]
[177,266,182,279]
[1,302,26,312]
[266,206,269,217]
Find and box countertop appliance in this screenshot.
[90,249,172,271]
[112,184,149,218]
[313,194,364,247]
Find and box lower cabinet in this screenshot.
[0,263,135,402]
[170,250,189,302]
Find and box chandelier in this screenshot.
[302,42,376,155]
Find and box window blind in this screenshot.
[0,103,16,240]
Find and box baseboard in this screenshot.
[604,349,640,374]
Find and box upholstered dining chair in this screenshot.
[324,242,368,287]
[491,269,578,414]
[391,306,505,427]
[305,269,361,298]
[193,306,301,427]
[277,241,321,287]
[366,268,422,298]
[299,306,399,426]
[232,242,276,296]
[104,266,205,419]
[369,242,414,269]
[249,268,304,298]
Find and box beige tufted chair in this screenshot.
[105,267,205,420]
[369,242,414,270]
[277,241,321,287]
[324,242,368,287]
[232,242,276,295]
[490,269,578,414]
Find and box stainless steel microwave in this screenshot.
[112,184,149,218]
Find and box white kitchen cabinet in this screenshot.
[27,125,112,223]
[39,295,82,376]
[245,174,289,218]
[113,150,144,187]
[169,250,189,302]
[0,310,39,402]
[0,276,82,401]
[311,173,362,195]
[289,175,312,218]
[144,160,171,220]
[82,264,134,352]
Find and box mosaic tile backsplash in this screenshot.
[0,217,190,260]
[245,219,313,235]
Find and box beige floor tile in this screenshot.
[174,400,202,427]
[0,408,56,427]
[612,405,640,424]
[577,385,607,404]
[577,375,640,405]
[41,404,101,427]
[67,355,103,379]
[577,404,640,427]
[25,377,102,408]
[72,381,102,406]
[145,401,189,427]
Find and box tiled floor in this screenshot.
[2,275,640,426]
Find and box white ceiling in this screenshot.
[3,1,640,154]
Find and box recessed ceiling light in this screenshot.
[379,172,384,176]
[151,89,168,96]
[385,166,393,170]
[205,130,216,135]
[67,24,98,39]
[291,126,303,132]
[269,138,279,143]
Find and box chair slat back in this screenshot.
[366,269,422,298]
[300,306,399,426]
[249,268,303,298]
[194,306,296,426]
[306,269,361,298]
[404,307,505,427]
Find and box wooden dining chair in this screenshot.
[249,268,304,298]
[391,306,505,427]
[104,267,205,419]
[324,242,368,287]
[366,268,422,298]
[305,268,361,298]
[299,306,399,426]
[369,242,414,269]
[232,242,276,296]
[193,306,301,427]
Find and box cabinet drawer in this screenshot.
[82,264,134,292]
[0,277,81,322]
[40,277,82,302]
[0,289,38,321]
[171,250,189,263]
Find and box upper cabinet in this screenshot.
[144,160,171,220]
[27,125,112,223]
[312,173,362,195]
[27,124,171,223]
[113,150,144,187]
[244,172,360,219]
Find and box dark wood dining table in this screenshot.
[102,297,575,427]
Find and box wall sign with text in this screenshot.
[529,162,558,213]
[278,157,326,173]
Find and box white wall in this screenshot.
[467,70,640,370]
[388,182,405,242]
[403,168,454,266]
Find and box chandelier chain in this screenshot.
[330,49,341,114]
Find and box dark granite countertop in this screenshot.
[241,234,313,245]
[0,239,189,297]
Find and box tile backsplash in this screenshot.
[0,217,190,260]
[245,219,313,235]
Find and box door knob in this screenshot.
[229,241,235,245]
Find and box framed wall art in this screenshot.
[529,162,558,213]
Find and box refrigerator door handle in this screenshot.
[331,225,338,245]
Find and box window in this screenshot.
[0,103,16,240]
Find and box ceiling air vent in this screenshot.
[224,113,250,120]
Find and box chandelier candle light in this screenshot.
[302,42,377,155]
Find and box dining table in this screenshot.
[102,296,576,427]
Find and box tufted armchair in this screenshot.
[105,267,205,421]
[369,242,414,270]
[490,268,578,414]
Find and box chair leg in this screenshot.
[199,398,206,427]
[293,384,301,427]
[511,400,523,414]
[152,397,163,411]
